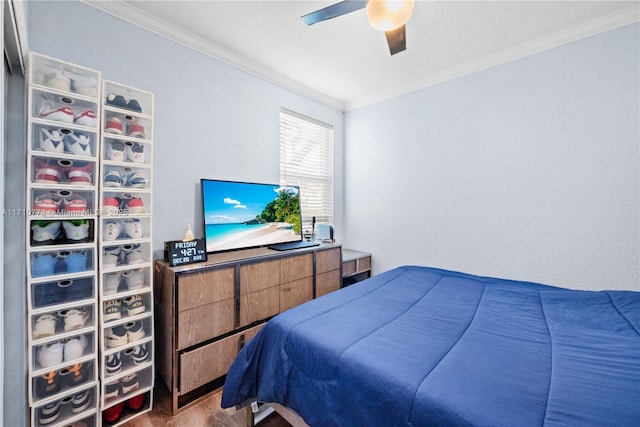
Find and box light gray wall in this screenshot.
[26,0,345,256]
[345,23,639,291]
[3,1,345,425]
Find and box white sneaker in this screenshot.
[39,101,74,123]
[37,341,64,368]
[61,196,88,214]
[70,74,98,97]
[124,321,145,342]
[40,128,65,153]
[126,250,144,265]
[32,220,62,243]
[124,173,147,188]
[104,272,121,295]
[74,110,97,127]
[61,308,89,332]
[125,142,145,163]
[123,295,145,316]
[106,325,128,348]
[126,121,145,138]
[104,170,123,188]
[33,194,61,214]
[33,314,57,339]
[64,132,92,156]
[123,219,143,239]
[121,373,139,394]
[66,162,93,186]
[103,221,122,241]
[103,253,119,269]
[106,140,126,162]
[123,269,144,290]
[124,197,144,214]
[105,117,123,134]
[63,335,88,361]
[43,70,71,91]
[104,299,122,322]
[62,220,89,241]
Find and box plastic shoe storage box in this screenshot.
[31,383,99,427]
[102,266,152,297]
[29,247,96,280]
[32,122,98,159]
[30,276,96,310]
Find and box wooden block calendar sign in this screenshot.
[164,238,207,266]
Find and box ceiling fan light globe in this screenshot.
[366,0,415,31]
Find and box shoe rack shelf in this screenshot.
[99,80,154,426]
[26,53,155,427]
[26,52,101,427]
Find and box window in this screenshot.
[279,108,334,234]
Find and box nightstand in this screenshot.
[342,249,372,286]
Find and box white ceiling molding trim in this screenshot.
[345,4,640,110]
[3,0,28,75]
[81,0,345,111]
[82,1,638,113]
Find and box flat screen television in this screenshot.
[201,179,303,253]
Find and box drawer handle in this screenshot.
[281,287,291,292]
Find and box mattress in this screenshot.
[221,266,640,426]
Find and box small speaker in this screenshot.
[316,224,334,242]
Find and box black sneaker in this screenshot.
[125,344,149,365]
[105,352,121,376]
[71,388,92,413]
[106,93,127,109]
[121,373,139,395]
[38,400,61,425]
[125,99,142,113]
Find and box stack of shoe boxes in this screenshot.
[26,52,155,427]
[98,80,155,426]
[26,52,101,427]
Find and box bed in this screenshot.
[221,266,640,426]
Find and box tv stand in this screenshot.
[154,244,342,414]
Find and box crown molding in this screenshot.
[81,1,638,113]
[345,4,640,110]
[81,0,346,111]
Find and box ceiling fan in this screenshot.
[301,0,415,55]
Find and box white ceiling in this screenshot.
[87,1,639,110]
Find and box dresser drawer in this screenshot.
[280,253,313,282]
[280,277,313,312]
[177,298,234,349]
[240,259,280,294]
[316,269,341,297]
[177,266,234,312]
[316,247,341,274]
[239,285,279,327]
[179,324,264,394]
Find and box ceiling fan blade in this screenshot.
[301,0,366,25]
[385,25,407,55]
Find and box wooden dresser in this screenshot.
[154,244,342,413]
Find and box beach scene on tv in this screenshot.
[202,180,302,252]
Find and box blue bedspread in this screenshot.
[221,266,640,426]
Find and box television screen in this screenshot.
[201,179,303,253]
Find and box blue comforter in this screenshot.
[221,266,640,426]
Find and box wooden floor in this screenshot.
[121,382,291,427]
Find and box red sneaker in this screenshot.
[127,393,145,410]
[103,402,124,423]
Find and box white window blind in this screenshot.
[280,108,334,233]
